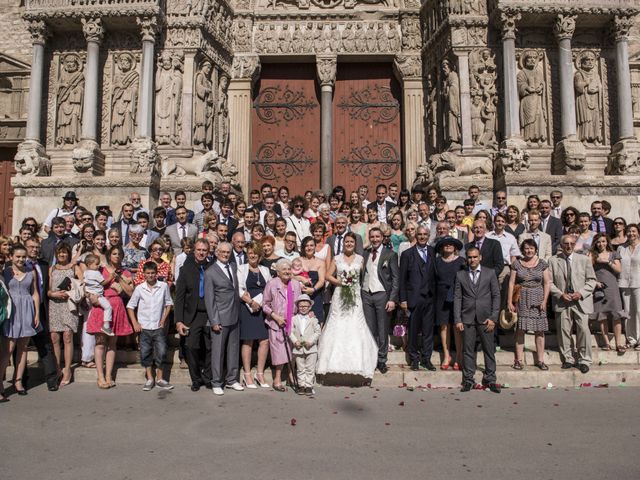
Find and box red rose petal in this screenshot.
[398,401,405,406]
[290,418,297,426]
[385,422,391,426]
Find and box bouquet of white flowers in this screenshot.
[339,268,359,309]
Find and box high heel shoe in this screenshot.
[14,379,27,396]
[440,357,452,370]
[242,373,258,389]
[254,372,271,389]
[97,379,111,389]
[452,362,460,371]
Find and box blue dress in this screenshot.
[239,270,268,341]
[2,269,37,338]
[307,270,325,325]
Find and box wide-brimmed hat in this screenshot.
[499,309,517,330]
[295,294,312,305]
[435,235,463,252]
[62,191,79,201]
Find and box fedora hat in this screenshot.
[62,191,79,201]
[295,294,313,305]
[435,235,463,253]
[499,309,517,330]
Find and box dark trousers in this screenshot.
[408,300,435,364]
[22,322,58,389]
[139,328,167,368]
[184,311,212,385]
[462,322,497,386]
[362,291,389,365]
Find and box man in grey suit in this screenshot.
[327,214,364,256]
[204,241,244,395]
[548,235,597,373]
[454,247,501,393]
[361,227,399,374]
[165,206,198,254]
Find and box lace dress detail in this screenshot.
[316,254,378,378]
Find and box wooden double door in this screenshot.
[250,63,402,196]
[0,148,16,235]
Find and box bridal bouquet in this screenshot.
[339,269,359,309]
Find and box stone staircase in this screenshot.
[7,333,640,389]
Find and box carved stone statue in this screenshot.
[329,24,341,52]
[355,24,366,53]
[56,53,84,146]
[279,24,292,53]
[376,23,389,52]
[155,51,183,146]
[342,23,355,52]
[111,53,139,146]
[193,60,214,149]
[480,96,498,147]
[387,22,400,52]
[254,24,266,53]
[303,22,314,53]
[441,59,461,148]
[517,50,547,145]
[574,51,603,145]
[216,75,230,158]
[366,24,377,52]
[471,94,483,144]
[292,24,304,53]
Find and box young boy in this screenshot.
[289,294,321,396]
[127,261,174,391]
[83,254,114,336]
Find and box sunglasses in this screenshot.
[24,223,37,228]
[294,204,304,208]
[496,196,506,200]
[151,248,164,252]
[614,222,624,225]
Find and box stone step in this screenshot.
[7,363,640,389]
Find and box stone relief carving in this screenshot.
[160,150,239,189]
[401,17,421,51]
[553,14,577,41]
[413,152,493,188]
[27,19,49,45]
[317,56,337,87]
[231,54,260,81]
[111,53,139,146]
[14,142,52,177]
[612,15,634,42]
[56,53,84,146]
[216,75,230,158]
[155,50,183,146]
[495,147,531,175]
[81,17,104,44]
[193,60,214,149]
[394,54,421,78]
[441,59,461,149]
[574,50,603,146]
[130,137,160,175]
[425,73,438,153]
[233,19,253,53]
[517,50,547,146]
[470,48,498,148]
[254,22,402,55]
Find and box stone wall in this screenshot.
[0,0,33,64]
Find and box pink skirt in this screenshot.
[86,293,133,336]
[268,327,290,366]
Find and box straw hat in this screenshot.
[499,309,517,330]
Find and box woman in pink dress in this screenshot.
[262,259,303,392]
[86,245,134,389]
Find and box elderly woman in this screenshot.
[237,241,271,389]
[135,239,172,286]
[122,224,149,273]
[262,258,303,392]
[619,224,640,350]
[314,203,334,237]
[86,245,134,389]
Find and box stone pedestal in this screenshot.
[227,79,252,194]
[130,137,160,176]
[607,138,640,175]
[71,139,105,175]
[14,140,51,177]
[553,137,586,174]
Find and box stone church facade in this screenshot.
[1,0,640,232]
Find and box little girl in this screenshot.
[291,257,311,286]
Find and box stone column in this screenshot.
[456,52,473,150]
[228,54,260,194]
[72,17,105,175]
[552,14,585,171]
[15,20,50,176]
[394,54,425,188]
[317,55,336,193]
[130,16,160,176]
[608,15,640,174]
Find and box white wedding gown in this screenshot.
[317,254,378,378]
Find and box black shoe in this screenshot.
[410,361,419,371]
[577,364,590,374]
[485,383,501,394]
[421,361,437,371]
[191,382,201,392]
[203,382,213,390]
[378,363,388,374]
[47,384,59,392]
[561,362,574,369]
[460,383,473,392]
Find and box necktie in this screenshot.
[372,248,377,262]
[180,225,186,240]
[420,248,427,263]
[476,241,482,250]
[566,257,574,293]
[124,224,130,245]
[336,234,343,255]
[198,265,205,298]
[472,270,478,284]
[225,263,234,285]
[237,252,244,265]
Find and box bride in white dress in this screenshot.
[317,233,378,379]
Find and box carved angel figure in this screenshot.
[56,54,84,146]
[574,51,603,145]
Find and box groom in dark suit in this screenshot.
[361,227,399,374]
[399,226,437,371]
[204,241,243,396]
[454,247,501,393]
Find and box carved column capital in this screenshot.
[316,55,337,87]
[27,20,49,46]
[498,11,521,41]
[81,17,104,44]
[393,54,422,80]
[137,16,160,43]
[612,15,635,42]
[553,14,577,42]
[231,54,261,83]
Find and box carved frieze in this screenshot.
[469,48,498,148]
[231,54,261,81]
[394,54,422,79]
[401,16,421,51]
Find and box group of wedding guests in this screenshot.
[0,181,638,400]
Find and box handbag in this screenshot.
[513,283,522,303]
[57,276,72,291]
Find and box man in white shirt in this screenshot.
[127,261,174,391]
[385,182,399,205]
[467,185,490,215]
[490,191,508,218]
[230,231,247,265]
[280,232,300,261]
[550,191,563,218]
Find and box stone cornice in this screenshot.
[492,0,640,16]
[23,0,162,20]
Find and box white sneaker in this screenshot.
[156,379,174,390]
[143,379,154,391]
[212,387,224,396]
[226,382,244,391]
